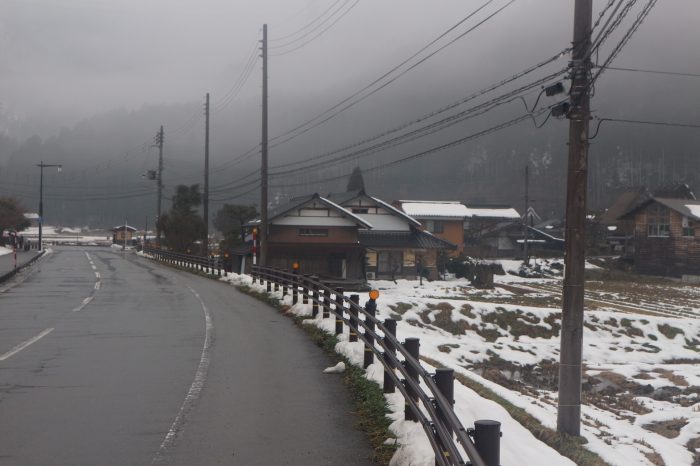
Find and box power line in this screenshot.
[590,0,658,87]
[271,105,555,189]
[591,116,700,138]
[269,70,565,178]
[267,0,514,147]
[268,48,568,173]
[270,0,361,57]
[598,65,700,78]
[271,0,346,43]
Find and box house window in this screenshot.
[298,228,328,237]
[352,208,369,214]
[425,220,444,234]
[682,216,695,237]
[647,204,670,237]
[377,251,403,274]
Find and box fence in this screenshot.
[251,265,502,466]
[142,247,224,277]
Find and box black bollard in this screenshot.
[403,337,420,421]
[335,288,344,335]
[383,319,397,393]
[435,368,455,465]
[363,297,376,368]
[323,288,331,319]
[472,420,501,466]
[349,294,359,342]
[311,277,319,318]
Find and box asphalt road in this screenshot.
[0,247,375,466]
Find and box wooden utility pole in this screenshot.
[156,125,164,248]
[558,0,593,436]
[260,24,269,266]
[203,93,210,257]
[523,164,530,265]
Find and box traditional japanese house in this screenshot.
[329,191,457,280]
[619,197,700,277]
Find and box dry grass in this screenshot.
[643,418,688,439]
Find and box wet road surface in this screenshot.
[0,247,374,466]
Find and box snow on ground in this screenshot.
[0,246,11,256]
[220,268,700,465]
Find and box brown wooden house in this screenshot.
[261,193,371,281]
[329,192,456,280]
[620,197,700,277]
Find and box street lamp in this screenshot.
[36,161,62,251]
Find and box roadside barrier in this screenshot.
[142,247,224,277]
[251,265,502,466]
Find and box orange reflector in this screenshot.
[292,262,300,270]
[369,289,380,300]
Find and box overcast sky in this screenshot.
[1,0,699,138]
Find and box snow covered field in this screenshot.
[222,264,700,465]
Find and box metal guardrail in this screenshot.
[143,247,224,277]
[251,265,502,466]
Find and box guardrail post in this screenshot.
[267,268,272,292]
[364,297,376,368]
[403,337,420,421]
[349,295,359,342]
[273,269,280,292]
[311,277,319,317]
[471,420,501,466]
[334,288,344,335]
[323,287,331,319]
[435,368,454,465]
[282,270,288,297]
[292,269,299,304]
[383,318,396,393]
[252,265,257,284]
[302,275,309,304]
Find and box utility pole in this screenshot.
[523,164,530,265]
[36,161,62,252]
[156,126,164,248]
[260,24,269,266]
[558,0,593,437]
[203,93,210,257]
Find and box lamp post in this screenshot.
[36,161,62,252]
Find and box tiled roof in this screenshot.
[359,229,456,250]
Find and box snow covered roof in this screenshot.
[24,212,40,220]
[112,224,137,231]
[464,204,521,219]
[620,197,700,221]
[398,201,470,218]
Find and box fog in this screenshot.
[1,0,699,227]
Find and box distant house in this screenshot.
[462,204,522,258]
[598,187,651,254]
[256,193,371,281]
[112,224,137,246]
[619,197,700,277]
[23,212,40,228]
[393,200,469,255]
[330,192,456,280]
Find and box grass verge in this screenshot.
[237,284,397,465]
[422,355,611,466]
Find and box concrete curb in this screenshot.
[0,250,46,284]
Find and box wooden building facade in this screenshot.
[621,198,700,277]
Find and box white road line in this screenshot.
[73,296,94,312]
[91,264,97,270]
[94,282,101,290]
[151,285,214,465]
[95,272,100,279]
[84,251,91,261]
[0,328,55,361]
